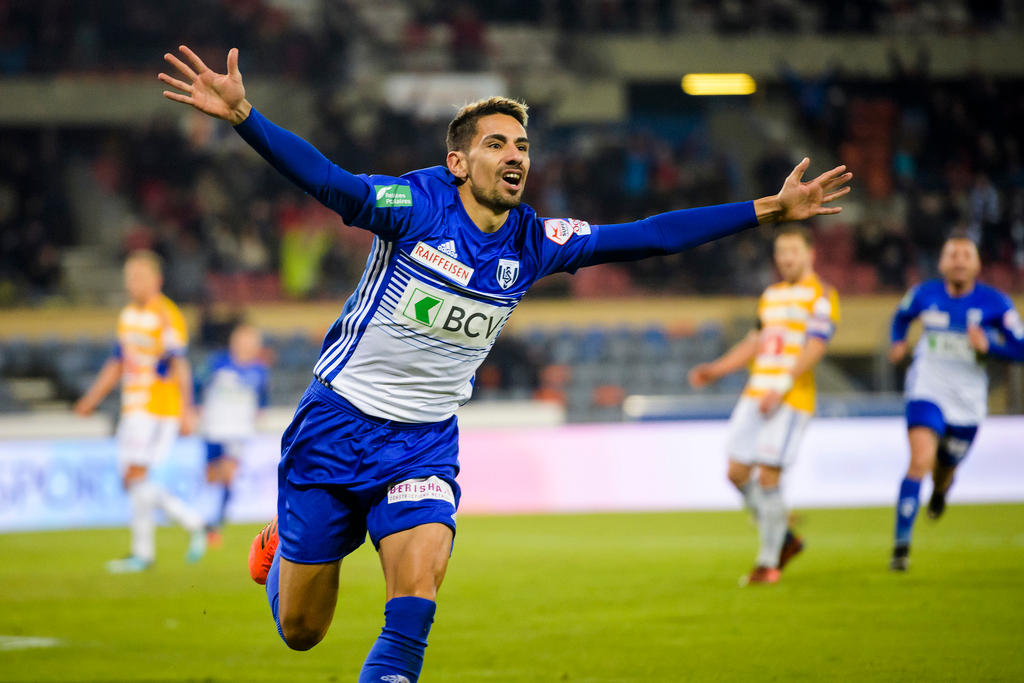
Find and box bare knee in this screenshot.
[281,614,329,651]
[727,461,751,488]
[758,467,781,490]
[907,427,938,479]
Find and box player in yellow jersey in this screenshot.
[689,226,839,585]
[75,250,206,572]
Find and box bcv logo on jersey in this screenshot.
[496,259,519,290]
[395,282,509,348]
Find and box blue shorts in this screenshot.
[277,380,461,565]
[905,400,979,467]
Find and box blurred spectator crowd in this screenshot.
[1,0,1018,78]
[1,0,1023,306]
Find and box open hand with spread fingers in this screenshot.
[764,158,853,223]
[159,45,251,125]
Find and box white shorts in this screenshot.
[725,396,811,469]
[117,412,180,471]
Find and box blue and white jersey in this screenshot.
[311,166,598,422]
[200,351,270,441]
[235,107,759,423]
[892,279,1024,425]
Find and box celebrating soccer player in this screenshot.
[159,45,851,680]
[688,226,839,585]
[74,250,207,572]
[887,234,1024,571]
[197,323,270,546]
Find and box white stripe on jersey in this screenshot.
[315,239,393,378]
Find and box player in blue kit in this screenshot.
[160,45,852,680]
[198,324,269,546]
[888,235,1024,571]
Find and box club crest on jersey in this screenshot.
[496,258,520,290]
[544,218,591,245]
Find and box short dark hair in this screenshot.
[446,97,529,153]
[775,224,813,246]
[944,230,978,248]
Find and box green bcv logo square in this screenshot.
[403,289,443,326]
[375,184,413,208]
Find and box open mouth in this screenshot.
[501,169,523,190]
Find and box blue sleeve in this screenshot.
[984,296,1024,362]
[891,286,923,342]
[533,217,602,276]
[111,342,122,360]
[583,202,759,266]
[234,109,423,241]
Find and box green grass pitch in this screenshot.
[2,504,1022,682]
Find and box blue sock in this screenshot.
[216,485,231,527]
[358,596,436,683]
[895,477,922,546]
[265,548,285,642]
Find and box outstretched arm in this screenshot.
[586,159,851,265]
[688,330,760,388]
[171,356,198,435]
[159,46,370,222]
[159,45,251,124]
[73,357,122,416]
[889,287,921,363]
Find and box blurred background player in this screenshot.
[689,225,839,585]
[198,323,269,547]
[74,250,206,572]
[888,234,1024,571]
[159,44,850,682]
[195,323,268,548]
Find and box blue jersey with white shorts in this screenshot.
[234,108,761,562]
[891,279,1024,463]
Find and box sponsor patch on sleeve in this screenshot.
[375,184,413,208]
[1004,308,1024,339]
[544,218,590,245]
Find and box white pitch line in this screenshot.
[0,636,61,652]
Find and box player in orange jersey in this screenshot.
[689,226,839,585]
[75,250,206,572]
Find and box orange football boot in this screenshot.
[741,566,781,585]
[248,517,278,585]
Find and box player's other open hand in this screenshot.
[774,158,853,223]
[159,46,251,125]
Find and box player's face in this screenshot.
[123,260,162,305]
[773,234,813,283]
[939,239,980,288]
[230,326,263,364]
[461,114,530,212]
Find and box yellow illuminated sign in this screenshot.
[681,73,756,96]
